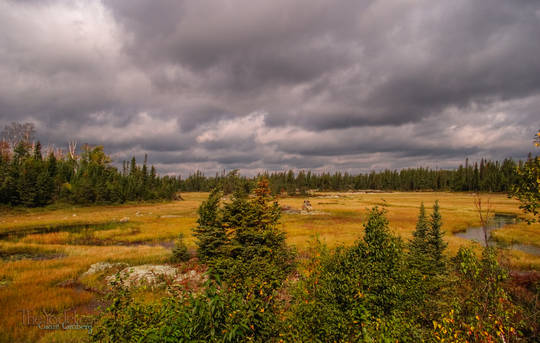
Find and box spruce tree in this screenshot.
[17,159,39,206]
[220,178,293,293]
[142,154,148,198]
[410,202,428,252]
[13,141,29,166]
[427,200,447,271]
[193,188,226,261]
[35,167,54,206]
[130,157,137,176]
[409,202,432,273]
[193,179,294,293]
[361,207,413,317]
[33,141,42,160]
[226,178,284,259]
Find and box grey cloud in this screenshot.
[0,0,539,175]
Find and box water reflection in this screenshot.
[454,214,540,256]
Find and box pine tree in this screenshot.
[130,157,137,176]
[361,207,412,316]
[409,202,432,273]
[35,167,54,206]
[193,188,226,261]
[410,202,428,251]
[142,154,148,195]
[220,178,293,292]
[17,159,39,206]
[33,141,42,160]
[221,188,250,229]
[226,178,283,258]
[426,200,447,272]
[408,202,447,320]
[193,179,294,293]
[13,141,29,166]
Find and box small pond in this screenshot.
[454,214,540,256]
[0,222,125,241]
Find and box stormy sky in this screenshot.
[1,0,539,176]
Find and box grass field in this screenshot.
[0,192,538,342]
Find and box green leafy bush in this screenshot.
[286,207,427,342]
[92,277,266,342]
[433,247,525,342]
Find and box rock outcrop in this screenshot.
[302,200,313,212]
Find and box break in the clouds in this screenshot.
[1,0,539,175]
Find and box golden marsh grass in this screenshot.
[0,192,538,342]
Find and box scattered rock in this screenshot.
[282,203,328,215]
[72,214,77,217]
[119,217,130,223]
[106,264,178,288]
[281,205,300,214]
[81,262,128,277]
[300,210,329,216]
[104,264,209,289]
[302,200,313,212]
[175,269,208,284]
[160,215,182,218]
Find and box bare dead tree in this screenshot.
[68,140,78,160]
[45,144,55,157]
[55,147,65,159]
[1,122,36,150]
[22,123,35,144]
[474,195,493,246]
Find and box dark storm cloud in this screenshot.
[1,0,539,175]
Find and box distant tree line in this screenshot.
[0,121,531,207]
[180,157,521,195]
[0,123,180,207]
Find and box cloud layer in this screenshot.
[1,0,539,175]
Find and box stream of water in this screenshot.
[454,214,540,255]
